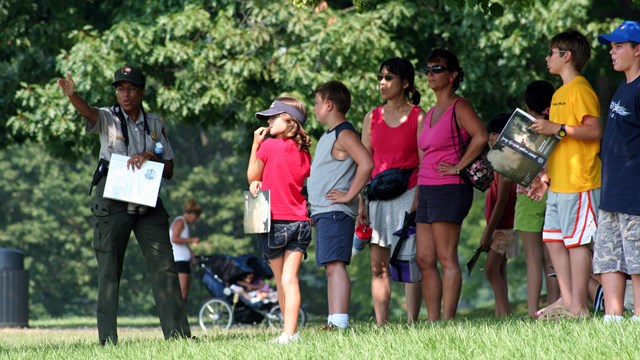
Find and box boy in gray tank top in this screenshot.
[308,81,373,329]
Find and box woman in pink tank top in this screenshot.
[415,49,488,321]
[357,58,426,325]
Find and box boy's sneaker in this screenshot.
[271,332,301,345]
[594,284,605,312]
[603,314,624,323]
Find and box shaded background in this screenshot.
[1,0,638,321]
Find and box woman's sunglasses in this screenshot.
[376,73,399,82]
[423,65,449,74]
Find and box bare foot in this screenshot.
[532,297,564,318]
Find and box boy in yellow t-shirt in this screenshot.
[529,30,602,320]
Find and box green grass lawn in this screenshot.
[2,312,640,359]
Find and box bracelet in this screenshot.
[455,166,460,175]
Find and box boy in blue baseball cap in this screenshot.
[593,20,640,323]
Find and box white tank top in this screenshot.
[170,216,191,261]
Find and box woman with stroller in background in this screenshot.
[170,198,202,304]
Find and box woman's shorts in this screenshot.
[258,220,312,262]
[368,187,416,248]
[313,211,354,266]
[514,193,546,232]
[175,261,191,274]
[416,184,473,224]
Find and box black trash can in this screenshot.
[0,248,28,327]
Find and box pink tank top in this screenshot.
[418,100,468,186]
[370,105,421,189]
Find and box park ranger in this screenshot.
[57,66,191,345]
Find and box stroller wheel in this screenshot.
[266,304,306,330]
[198,298,233,331]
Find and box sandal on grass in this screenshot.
[538,305,572,321]
[533,301,563,319]
[538,305,593,321]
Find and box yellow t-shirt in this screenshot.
[547,75,601,193]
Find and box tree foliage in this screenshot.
[2,0,640,319]
[8,0,638,155]
[290,0,553,16]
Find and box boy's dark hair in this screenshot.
[549,30,592,73]
[315,81,352,114]
[487,113,510,134]
[426,48,465,91]
[379,57,421,105]
[525,80,555,119]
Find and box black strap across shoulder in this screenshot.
[331,122,357,140]
[450,98,466,160]
[111,104,130,147]
[391,212,415,261]
[111,104,150,150]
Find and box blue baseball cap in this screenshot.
[598,20,640,44]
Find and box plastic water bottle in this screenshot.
[352,224,373,257]
[153,142,164,161]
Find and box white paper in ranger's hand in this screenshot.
[102,154,165,207]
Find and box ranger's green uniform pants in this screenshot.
[92,177,190,344]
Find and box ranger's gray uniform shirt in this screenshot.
[87,107,175,162]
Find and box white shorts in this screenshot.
[543,189,600,248]
[369,187,416,248]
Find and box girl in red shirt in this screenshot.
[248,96,311,345]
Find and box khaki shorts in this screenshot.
[490,229,520,259]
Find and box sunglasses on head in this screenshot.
[376,73,399,82]
[423,65,448,74]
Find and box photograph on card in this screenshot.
[487,108,560,187]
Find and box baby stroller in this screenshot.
[196,254,307,331]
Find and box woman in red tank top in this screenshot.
[357,58,426,325]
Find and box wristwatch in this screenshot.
[557,124,567,138]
